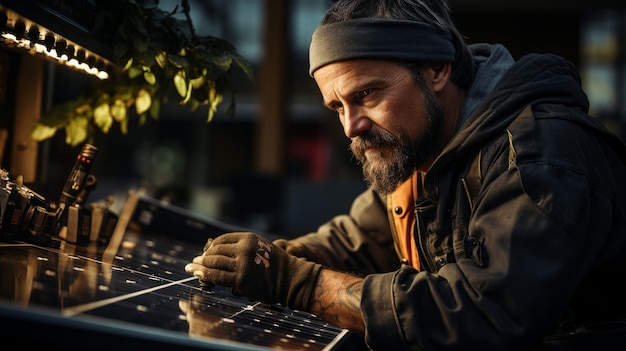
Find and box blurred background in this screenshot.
[1,0,625,238]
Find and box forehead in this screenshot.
[314,59,408,80]
[313,59,411,91]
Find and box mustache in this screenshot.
[350,130,399,152]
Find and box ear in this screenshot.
[429,62,452,93]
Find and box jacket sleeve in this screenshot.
[274,188,400,275]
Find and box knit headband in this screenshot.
[309,18,456,76]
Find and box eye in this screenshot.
[359,88,374,98]
[355,88,376,105]
[328,101,343,114]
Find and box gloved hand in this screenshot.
[185,232,322,311]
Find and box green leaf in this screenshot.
[128,66,143,79]
[234,54,255,81]
[135,89,152,115]
[207,82,223,122]
[144,71,156,85]
[155,51,167,68]
[181,80,192,104]
[93,103,114,133]
[189,98,199,112]
[33,0,256,146]
[213,56,233,72]
[31,123,58,141]
[190,76,205,89]
[111,99,128,122]
[168,54,190,70]
[65,116,89,147]
[149,97,161,119]
[123,57,134,71]
[207,104,215,122]
[40,97,90,127]
[174,70,187,97]
[120,118,129,135]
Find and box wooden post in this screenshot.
[11,53,43,183]
[255,0,290,175]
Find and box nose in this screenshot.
[342,106,371,138]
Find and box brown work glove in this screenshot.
[185,232,322,311]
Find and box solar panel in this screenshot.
[0,229,364,350]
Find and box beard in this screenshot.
[349,88,444,195]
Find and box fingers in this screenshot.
[210,232,258,246]
[185,263,236,286]
[185,262,208,283]
[203,238,213,253]
[187,233,260,290]
[203,238,251,258]
[185,254,238,288]
[186,255,236,274]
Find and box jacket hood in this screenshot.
[433,53,625,170]
[453,54,587,153]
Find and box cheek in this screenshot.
[375,100,425,140]
[394,92,431,138]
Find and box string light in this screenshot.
[0,8,113,80]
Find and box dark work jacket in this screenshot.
[274,53,626,350]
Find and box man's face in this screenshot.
[313,59,444,194]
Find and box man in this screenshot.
[185,0,626,349]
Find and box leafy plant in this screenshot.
[31,0,254,147]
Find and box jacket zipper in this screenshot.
[415,197,435,272]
